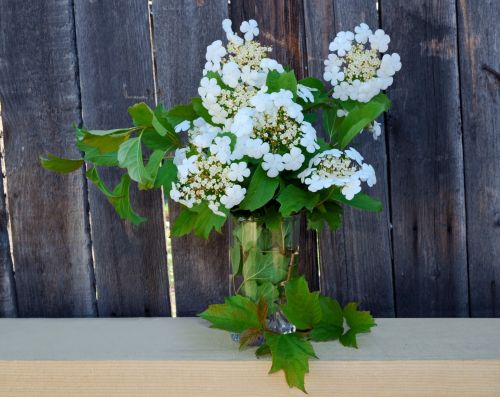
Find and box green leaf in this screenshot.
[298,77,324,91]
[83,148,119,166]
[86,167,146,225]
[171,203,227,239]
[307,202,343,231]
[255,281,279,314]
[155,159,177,196]
[330,190,382,212]
[139,150,165,190]
[265,332,317,393]
[277,185,320,217]
[128,102,168,136]
[117,136,152,186]
[310,296,344,342]
[255,343,271,357]
[239,166,280,211]
[266,70,298,96]
[242,248,288,285]
[166,103,198,127]
[282,276,322,330]
[336,94,390,148]
[142,128,176,152]
[322,106,337,139]
[339,302,376,348]
[81,129,131,153]
[40,154,84,173]
[199,294,263,333]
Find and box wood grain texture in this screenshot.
[303,0,395,316]
[74,0,170,317]
[231,0,319,290]
[0,0,96,317]
[152,0,230,316]
[457,0,500,317]
[0,142,17,317]
[0,360,499,397]
[381,0,469,316]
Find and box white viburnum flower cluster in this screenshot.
[171,143,249,216]
[298,148,376,200]
[324,23,401,102]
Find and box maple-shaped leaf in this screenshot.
[199,295,263,333]
[339,302,376,348]
[310,295,344,342]
[282,276,322,330]
[265,332,317,393]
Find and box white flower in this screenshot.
[208,202,226,217]
[228,162,250,182]
[332,81,351,101]
[354,23,372,44]
[240,19,259,41]
[260,58,284,73]
[175,120,190,133]
[222,19,243,46]
[377,53,402,78]
[345,147,364,165]
[358,163,376,186]
[173,148,187,166]
[323,54,344,84]
[206,40,226,63]
[231,107,254,137]
[220,185,246,209]
[282,147,305,171]
[210,136,232,163]
[342,179,362,200]
[300,122,320,153]
[369,29,390,53]
[262,153,285,177]
[250,91,274,112]
[244,138,270,159]
[177,155,198,179]
[329,31,354,56]
[198,77,221,98]
[297,84,317,103]
[337,109,349,117]
[170,184,181,201]
[368,120,382,140]
[240,65,260,87]
[221,61,241,88]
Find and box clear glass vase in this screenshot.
[229,215,300,343]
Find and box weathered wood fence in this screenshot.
[0,0,498,318]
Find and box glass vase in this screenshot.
[229,214,300,343]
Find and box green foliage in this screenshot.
[170,203,227,239]
[140,150,165,190]
[322,106,337,139]
[80,128,131,153]
[199,295,264,333]
[306,201,343,231]
[154,159,177,196]
[266,70,297,96]
[239,166,280,211]
[339,302,376,348]
[191,97,215,125]
[310,296,344,342]
[282,276,322,330]
[330,190,382,212]
[335,94,391,148]
[242,248,289,285]
[265,332,317,393]
[117,136,152,186]
[40,154,84,173]
[277,185,320,217]
[86,167,146,225]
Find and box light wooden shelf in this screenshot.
[0,318,499,396]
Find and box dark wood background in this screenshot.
[0,0,498,318]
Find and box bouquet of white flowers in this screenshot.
[42,19,401,392]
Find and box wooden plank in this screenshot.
[230,0,319,290]
[0,318,500,396]
[0,133,17,317]
[152,0,230,316]
[1,361,499,397]
[303,1,395,316]
[73,0,170,317]
[381,0,468,316]
[0,0,96,317]
[457,0,500,317]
